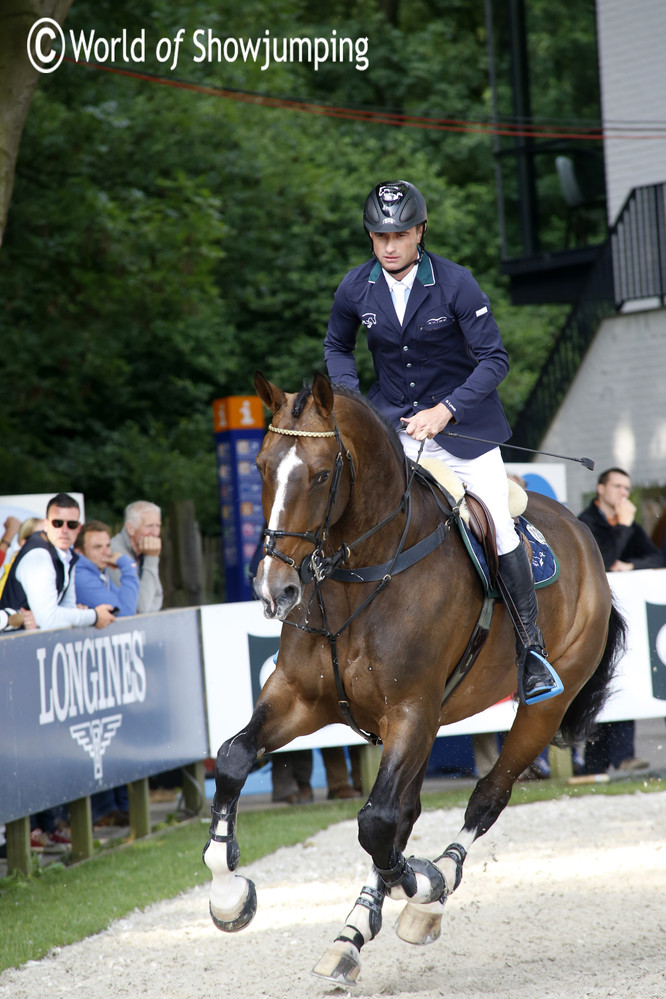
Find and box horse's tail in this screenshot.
[556,597,628,747]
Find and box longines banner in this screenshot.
[0,609,208,824]
[201,569,666,757]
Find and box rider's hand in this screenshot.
[400,403,453,441]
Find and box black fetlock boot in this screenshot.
[497,543,563,705]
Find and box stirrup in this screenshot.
[518,648,564,705]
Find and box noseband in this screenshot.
[262,421,356,584]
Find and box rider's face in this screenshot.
[369,225,423,278]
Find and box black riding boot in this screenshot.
[497,543,563,705]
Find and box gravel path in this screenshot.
[1,791,665,999]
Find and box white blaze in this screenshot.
[258,445,303,600]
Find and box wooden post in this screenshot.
[5,816,31,877]
[182,761,206,815]
[163,500,205,608]
[128,777,151,838]
[70,796,93,863]
[548,744,573,778]
[359,744,382,796]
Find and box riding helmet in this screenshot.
[363,181,427,234]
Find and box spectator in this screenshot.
[75,519,140,827]
[321,746,362,799]
[579,467,663,573]
[74,520,140,617]
[0,515,20,566]
[0,493,115,631]
[271,749,314,805]
[109,501,163,613]
[579,467,662,774]
[0,499,114,851]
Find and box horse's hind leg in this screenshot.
[396,703,564,944]
[203,705,269,932]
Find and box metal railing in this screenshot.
[510,182,666,451]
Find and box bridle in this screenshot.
[262,420,356,584]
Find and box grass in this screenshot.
[1,776,663,972]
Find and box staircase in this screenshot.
[509,183,666,452]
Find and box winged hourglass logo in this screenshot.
[69,714,123,779]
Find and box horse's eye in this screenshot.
[314,470,330,486]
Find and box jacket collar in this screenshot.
[368,250,435,287]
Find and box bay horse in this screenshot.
[203,371,625,987]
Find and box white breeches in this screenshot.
[398,431,520,556]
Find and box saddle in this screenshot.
[418,458,528,588]
[417,456,559,596]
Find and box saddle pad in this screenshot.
[459,515,559,596]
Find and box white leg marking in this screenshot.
[437,827,475,893]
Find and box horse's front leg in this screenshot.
[202,704,269,932]
[313,741,438,985]
[359,744,446,906]
[312,870,386,985]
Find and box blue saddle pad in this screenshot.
[460,515,559,596]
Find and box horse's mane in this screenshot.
[328,382,407,468]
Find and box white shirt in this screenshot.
[14,546,96,630]
[382,263,418,324]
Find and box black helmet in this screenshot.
[363,180,427,234]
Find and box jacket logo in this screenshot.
[361,312,377,328]
[427,317,448,324]
[70,714,122,779]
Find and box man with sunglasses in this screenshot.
[0,492,115,630]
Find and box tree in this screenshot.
[0,0,73,245]
[0,0,578,535]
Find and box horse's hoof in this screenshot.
[209,875,257,933]
[395,900,445,946]
[312,939,361,986]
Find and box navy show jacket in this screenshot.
[324,250,512,458]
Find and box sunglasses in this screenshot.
[50,519,80,530]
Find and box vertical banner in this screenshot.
[213,396,266,602]
[646,602,666,701]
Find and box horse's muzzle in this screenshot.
[252,563,302,621]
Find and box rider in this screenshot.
[324,179,562,705]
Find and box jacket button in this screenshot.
[402,345,409,351]
[413,401,418,407]
[409,382,415,388]
[406,362,412,368]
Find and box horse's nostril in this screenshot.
[283,585,299,605]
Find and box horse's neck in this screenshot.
[333,439,415,556]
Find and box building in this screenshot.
[489,0,666,515]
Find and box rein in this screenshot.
[262,420,459,745]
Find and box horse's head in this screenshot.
[252,371,354,620]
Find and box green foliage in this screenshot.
[0,0,593,534]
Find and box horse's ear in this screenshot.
[311,370,334,417]
[254,371,286,414]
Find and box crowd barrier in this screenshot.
[2,570,665,872]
